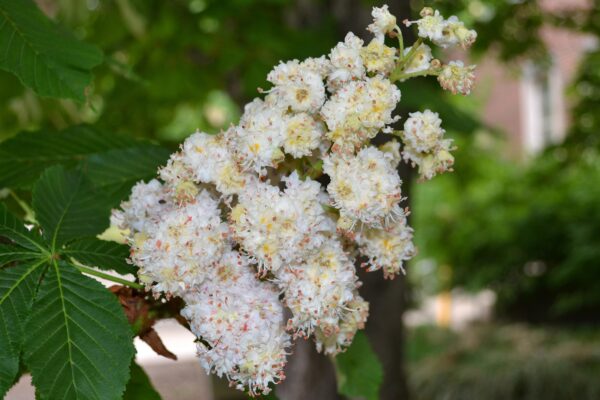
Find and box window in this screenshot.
[520,58,566,153]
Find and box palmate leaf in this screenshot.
[64,238,133,275]
[32,166,110,250]
[0,204,46,395]
[81,146,171,208]
[0,259,46,396]
[0,166,137,399]
[123,361,161,400]
[0,0,103,101]
[0,126,170,209]
[0,125,142,188]
[335,332,383,400]
[23,262,134,400]
[0,203,46,252]
[0,244,42,267]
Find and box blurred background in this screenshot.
[3,0,600,399]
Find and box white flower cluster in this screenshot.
[181,251,290,395]
[324,146,403,229]
[113,4,476,395]
[112,181,289,395]
[403,7,477,95]
[407,7,477,49]
[356,214,416,278]
[438,60,477,95]
[401,110,455,180]
[229,172,331,273]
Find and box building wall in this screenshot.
[474,0,594,155]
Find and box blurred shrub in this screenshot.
[412,0,600,323]
[413,136,600,323]
[408,324,600,400]
[565,48,600,155]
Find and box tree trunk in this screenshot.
[276,339,342,400]
[360,268,410,400]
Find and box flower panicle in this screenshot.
[112,4,477,394]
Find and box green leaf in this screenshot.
[335,332,383,400]
[0,244,42,267]
[0,259,46,396]
[33,166,110,250]
[0,0,103,100]
[23,262,134,400]
[63,238,133,275]
[0,203,46,252]
[0,126,171,208]
[123,361,161,400]
[81,145,171,208]
[0,125,141,188]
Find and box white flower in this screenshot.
[182,251,290,396]
[438,60,476,95]
[408,9,446,43]
[129,190,229,296]
[324,146,404,229]
[356,215,415,279]
[157,154,195,196]
[327,32,365,91]
[439,16,477,49]
[230,173,331,272]
[301,55,332,78]
[402,110,445,153]
[277,238,359,337]
[267,59,327,113]
[321,76,400,153]
[360,39,397,75]
[403,139,454,180]
[161,130,252,196]
[367,5,397,40]
[282,113,325,158]
[402,43,433,75]
[401,110,455,179]
[314,295,369,355]
[232,99,286,173]
[406,9,476,49]
[111,179,173,235]
[379,140,402,167]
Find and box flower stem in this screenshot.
[73,264,144,289]
[396,37,422,70]
[395,25,404,57]
[391,67,440,82]
[9,190,36,223]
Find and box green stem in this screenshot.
[391,67,440,83]
[395,25,404,57]
[397,38,423,69]
[9,190,36,223]
[73,264,144,289]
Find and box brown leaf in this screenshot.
[140,328,177,360]
[109,285,179,360]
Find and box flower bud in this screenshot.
[420,7,434,17]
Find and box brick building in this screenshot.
[476,0,595,154]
